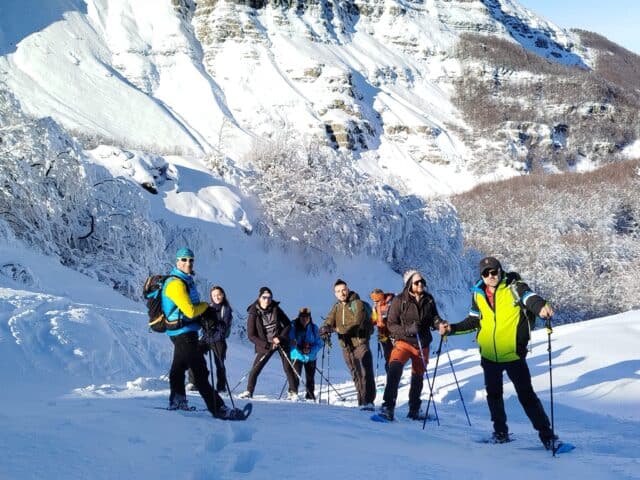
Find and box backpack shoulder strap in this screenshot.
[505,272,524,306]
[162,274,186,318]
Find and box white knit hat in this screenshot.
[403,269,424,289]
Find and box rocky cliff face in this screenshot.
[190,0,638,194]
[2,0,637,197]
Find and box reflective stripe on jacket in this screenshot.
[453,273,546,362]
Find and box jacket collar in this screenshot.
[170,267,193,284]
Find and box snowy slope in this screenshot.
[1,244,638,479]
[0,0,251,155]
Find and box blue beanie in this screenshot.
[175,247,195,259]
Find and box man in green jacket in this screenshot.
[320,279,376,410]
[440,257,557,448]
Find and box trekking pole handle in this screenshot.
[545,315,553,334]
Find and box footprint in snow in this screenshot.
[231,424,255,443]
[204,432,228,453]
[232,449,260,474]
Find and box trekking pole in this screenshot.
[207,349,216,393]
[318,341,326,404]
[278,359,299,399]
[442,337,471,426]
[211,344,237,410]
[326,336,332,405]
[230,351,270,393]
[546,316,557,457]
[278,379,288,400]
[278,345,307,391]
[314,366,347,401]
[418,334,442,429]
[375,338,381,380]
[201,324,216,390]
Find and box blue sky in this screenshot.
[518,0,640,54]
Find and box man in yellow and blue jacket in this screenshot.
[440,256,557,449]
[162,247,229,418]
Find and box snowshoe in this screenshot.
[215,403,252,421]
[553,442,576,454]
[406,409,434,421]
[371,405,394,422]
[360,402,375,411]
[168,394,195,411]
[475,432,512,444]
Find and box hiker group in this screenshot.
[149,247,560,449]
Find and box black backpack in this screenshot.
[143,275,182,333]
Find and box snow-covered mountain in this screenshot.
[3,0,637,199]
[1,0,638,329]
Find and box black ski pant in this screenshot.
[188,340,228,392]
[246,347,297,395]
[378,338,393,374]
[342,342,376,405]
[481,357,552,437]
[170,331,224,415]
[293,360,317,399]
[382,362,423,413]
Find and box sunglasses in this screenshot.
[482,269,500,278]
[260,295,272,300]
[412,279,426,286]
[179,258,194,263]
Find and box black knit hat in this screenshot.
[258,286,273,297]
[479,257,502,275]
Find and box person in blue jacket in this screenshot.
[162,247,229,418]
[289,307,323,400]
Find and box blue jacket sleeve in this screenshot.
[308,324,323,360]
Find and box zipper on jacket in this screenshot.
[480,288,500,362]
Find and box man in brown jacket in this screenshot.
[320,279,376,410]
[378,270,445,421]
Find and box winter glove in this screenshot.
[200,307,217,332]
[319,326,333,340]
[291,348,305,362]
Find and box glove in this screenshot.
[319,326,332,340]
[200,307,217,331]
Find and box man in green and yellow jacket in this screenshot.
[440,256,557,449]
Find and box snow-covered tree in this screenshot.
[240,133,468,293]
[452,162,640,322]
[0,86,164,298]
